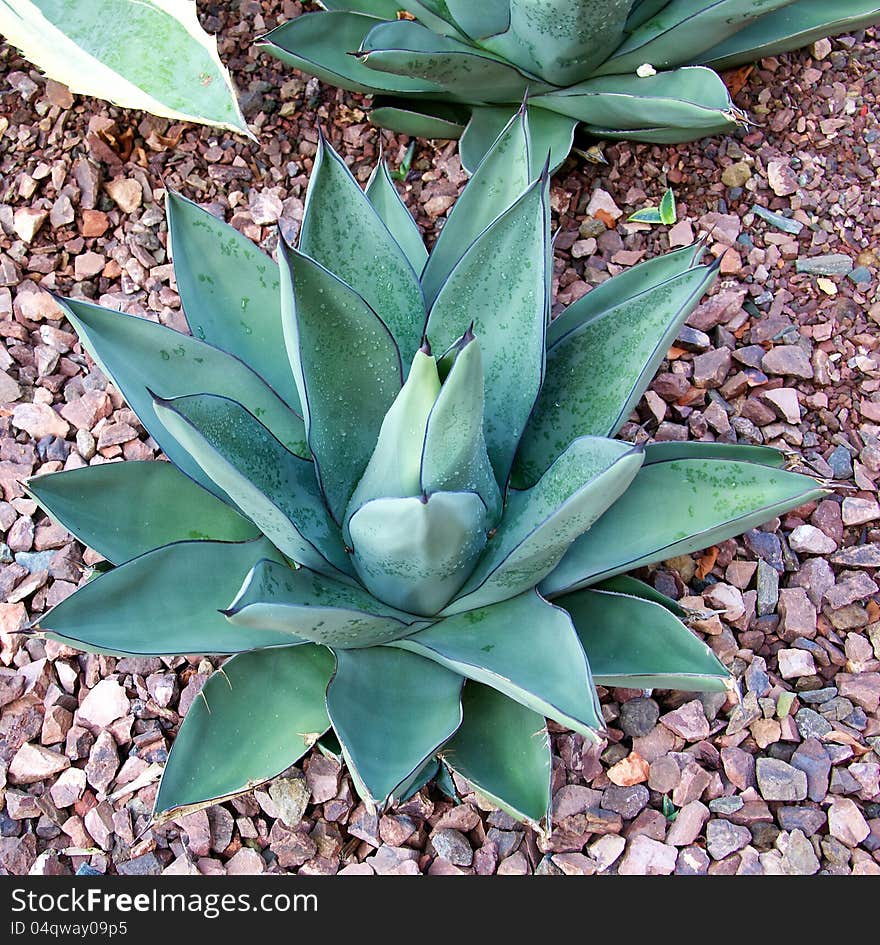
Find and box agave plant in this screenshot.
[259,1,880,172]
[28,113,823,830]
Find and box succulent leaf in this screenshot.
[278,244,403,524]
[393,590,602,736]
[349,491,488,615]
[421,106,531,304]
[365,160,429,275]
[25,461,258,565]
[370,97,470,138]
[426,174,550,486]
[593,574,692,619]
[58,297,308,501]
[514,259,718,485]
[152,393,354,581]
[224,558,422,647]
[542,456,828,595]
[533,66,736,131]
[441,682,551,828]
[444,1,510,40]
[357,18,548,102]
[448,437,644,613]
[153,644,334,823]
[562,588,731,691]
[697,0,880,69]
[166,192,300,412]
[344,348,441,535]
[485,0,633,85]
[326,646,463,806]
[0,0,250,137]
[595,0,800,75]
[643,441,789,467]
[546,240,706,346]
[298,137,426,365]
[258,11,443,94]
[40,539,290,656]
[458,104,578,175]
[419,336,503,523]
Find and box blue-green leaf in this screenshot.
[26,461,258,565]
[542,457,827,595]
[393,591,602,736]
[225,558,420,648]
[441,682,550,828]
[421,105,531,305]
[299,136,426,365]
[258,11,442,95]
[458,104,578,176]
[425,174,550,486]
[514,260,717,485]
[153,644,334,822]
[152,393,352,580]
[58,297,307,501]
[39,539,289,656]
[166,192,299,411]
[365,160,428,275]
[349,491,488,616]
[327,646,463,806]
[561,588,731,691]
[447,438,643,613]
[420,335,502,523]
[278,243,402,524]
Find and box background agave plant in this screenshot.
[259,0,880,172]
[26,113,824,829]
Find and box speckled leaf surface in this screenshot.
[154,644,334,822]
[697,0,880,69]
[224,558,420,648]
[547,242,706,346]
[258,11,443,94]
[420,338,502,524]
[0,0,250,135]
[58,298,308,502]
[365,161,428,275]
[358,19,544,102]
[515,262,717,484]
[166,192,300,411]
[595,0,799,75]
[458,104,578,175]
[425,176,549,486]
[421,107,531,305]
[543,457,828,595]
[327,646,463,805]
[349,491,488,616]
[279,244,402,524]
[153,393,353,580]
[448,438,643,613]
[345,349,440,535]
[485,0,632,84]
[393,591,602,736]
[26,461,258,565]
[40,539,288,656]
[298,137,425,365]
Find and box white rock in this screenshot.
[762,388,801,424]
[842,497,880,526]
[78,678,129,728]
[777,648,816,680]
[788,524,837,554]
[585,188,622,221]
